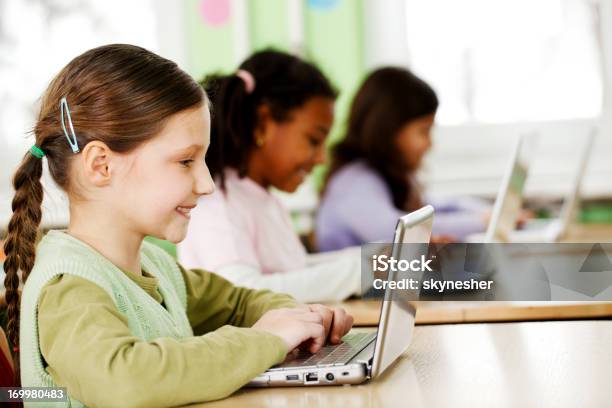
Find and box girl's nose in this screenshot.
[195,162,215,196]
[313,145,327,165]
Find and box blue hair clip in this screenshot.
[60,97,80,154]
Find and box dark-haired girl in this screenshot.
[3,44,352,406]
[179,50,361,303]
[316,67,489,251]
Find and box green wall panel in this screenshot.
[249,0,290,50]
[185,0,236,81]
[304,0,365,189]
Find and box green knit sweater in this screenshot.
[20,230,296,407]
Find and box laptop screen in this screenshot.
[370,205,434,379]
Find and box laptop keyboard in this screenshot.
[275,332,377,369]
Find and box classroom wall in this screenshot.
[184,0,366,189]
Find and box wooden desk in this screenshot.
[334,224,612,326]
[334,300,612,326]
[561,223,612,243]
[188,320,612,407]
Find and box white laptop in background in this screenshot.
[481,133,538,243]
[470,128,595,243]
[515,127,596,242]
[248,205,434,387]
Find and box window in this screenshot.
[405,0,604,124]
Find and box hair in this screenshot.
[2,44,205,383]
[201,49,337,187]
[324,66,438,211]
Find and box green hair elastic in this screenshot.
[30,145,45,159]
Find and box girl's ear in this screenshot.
[254,104,272,144]
[80,140,113,187]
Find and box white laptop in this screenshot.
[515,128,596,242]
[477,128,595,243]
[248,205,434,387]
[482,133,536,243]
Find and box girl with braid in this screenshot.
[2,44,353,407]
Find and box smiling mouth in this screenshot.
[175,206,194,219]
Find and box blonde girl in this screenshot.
[2,44,352,407]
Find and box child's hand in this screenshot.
[516,209,535,228]
[252,306,354,354]
[431,235,456,244]
[252,308,326,353]
[307,304,353,344]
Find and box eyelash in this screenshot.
[309,137,321,146]
[179,159,194,168]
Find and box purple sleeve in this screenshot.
[332,169,405,243]
[318,163,490,248]
[426,195,489,240]
[430,210,487,239]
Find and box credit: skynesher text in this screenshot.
[372,278,493,293]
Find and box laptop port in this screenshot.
[305,372,318,383]
[326,373,335,381]
[342,371,349,376]
[285,374,299,381]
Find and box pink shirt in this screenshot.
[180,169,307,274]
[178,169,361,302]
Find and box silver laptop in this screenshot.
[248,205,434,387]
[482,128,595,243]
[483,133,537,243]
[518,127,596,242]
